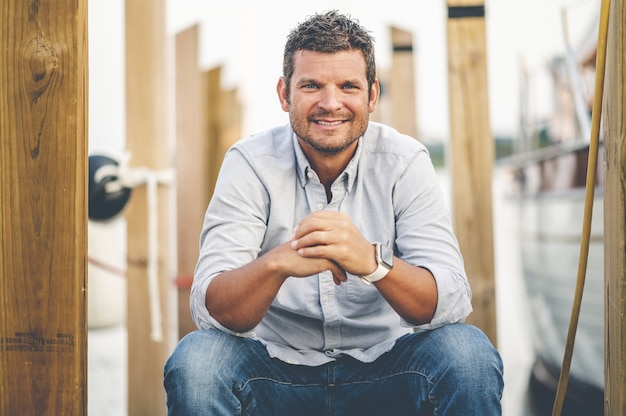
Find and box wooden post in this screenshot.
[205,67,223,199]
[446,1,497,345]
[175,25,211,338]
[174,58,242,340]
[126,0,171,414]
[204,66,242,199]
[218,88,243,161]
[389,26,418,138]
[0,1,88,414]
[603,0,625,413]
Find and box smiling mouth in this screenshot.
[314,120,345,126]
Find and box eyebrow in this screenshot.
[294,78,318,85]
[341,79,365,85]
[294,77,365,86]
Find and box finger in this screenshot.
[293,225,346,251]
[295,243,332,258]
[293,211,345,239]
[330,263,347,284]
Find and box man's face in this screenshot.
[277,50,379,156]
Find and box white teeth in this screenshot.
[316,120,342,126]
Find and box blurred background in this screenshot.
[86,1,604,415]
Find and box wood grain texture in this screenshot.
[0,1,88,414]
[175,25,210,338]
[603,0,626,413]
[125,0,171,414]
[445,1,497,345]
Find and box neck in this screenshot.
[300,142,356,188]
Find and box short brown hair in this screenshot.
[282,10,376,98]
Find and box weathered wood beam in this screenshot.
[0,1,88,413]
[603,0,625,413]
[446,0,497,345]
[389,26,418,138]
[125,0,171,414]
[175,25,210,338]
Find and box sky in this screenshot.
[88,0,600,153]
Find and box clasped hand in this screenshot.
[287,211,377,285]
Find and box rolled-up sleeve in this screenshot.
[190,147,269,335]
[392,149,473,330]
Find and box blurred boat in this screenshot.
[504,141,604,415]
[501,7,604,415]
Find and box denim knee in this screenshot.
[429,325,502,379]
[164,329,249,415]
[465,327,501,378]
[166,330,233,379]
[425,324,504,414]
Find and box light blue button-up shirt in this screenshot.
[191,122,472,366]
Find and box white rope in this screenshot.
[100,156,175,343]
[146,173,162,342]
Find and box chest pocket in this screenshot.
[346,275,381,303]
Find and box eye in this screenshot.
[302,83,319,89]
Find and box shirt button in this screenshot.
[316,203,324,210]
[307,171,314,179]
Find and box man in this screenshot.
[164,10,503,415]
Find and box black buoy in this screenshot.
[88,154,132,222]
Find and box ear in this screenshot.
[368,79,380,113]
[277,76,290,112]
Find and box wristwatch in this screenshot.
[359,242,394,284]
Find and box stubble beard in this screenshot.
[291,111,368,156]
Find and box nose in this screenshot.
[318,86,342,111]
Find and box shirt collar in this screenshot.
[292,129,362,194]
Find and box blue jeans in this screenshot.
[164,323,503,415]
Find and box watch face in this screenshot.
[379,243,394,269]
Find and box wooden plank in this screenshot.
[204,66,242,200]
[389,26,418,138]
[125,0,171,414]
[0,1,88,414]
[603,0,625,413]
[445,0,497,345]
[175,25,210,338]
[218,87,242,159]
[205,67,223,199]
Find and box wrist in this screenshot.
[358,242,394,284]
[361,244,378,275]
[264,244,292,281]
